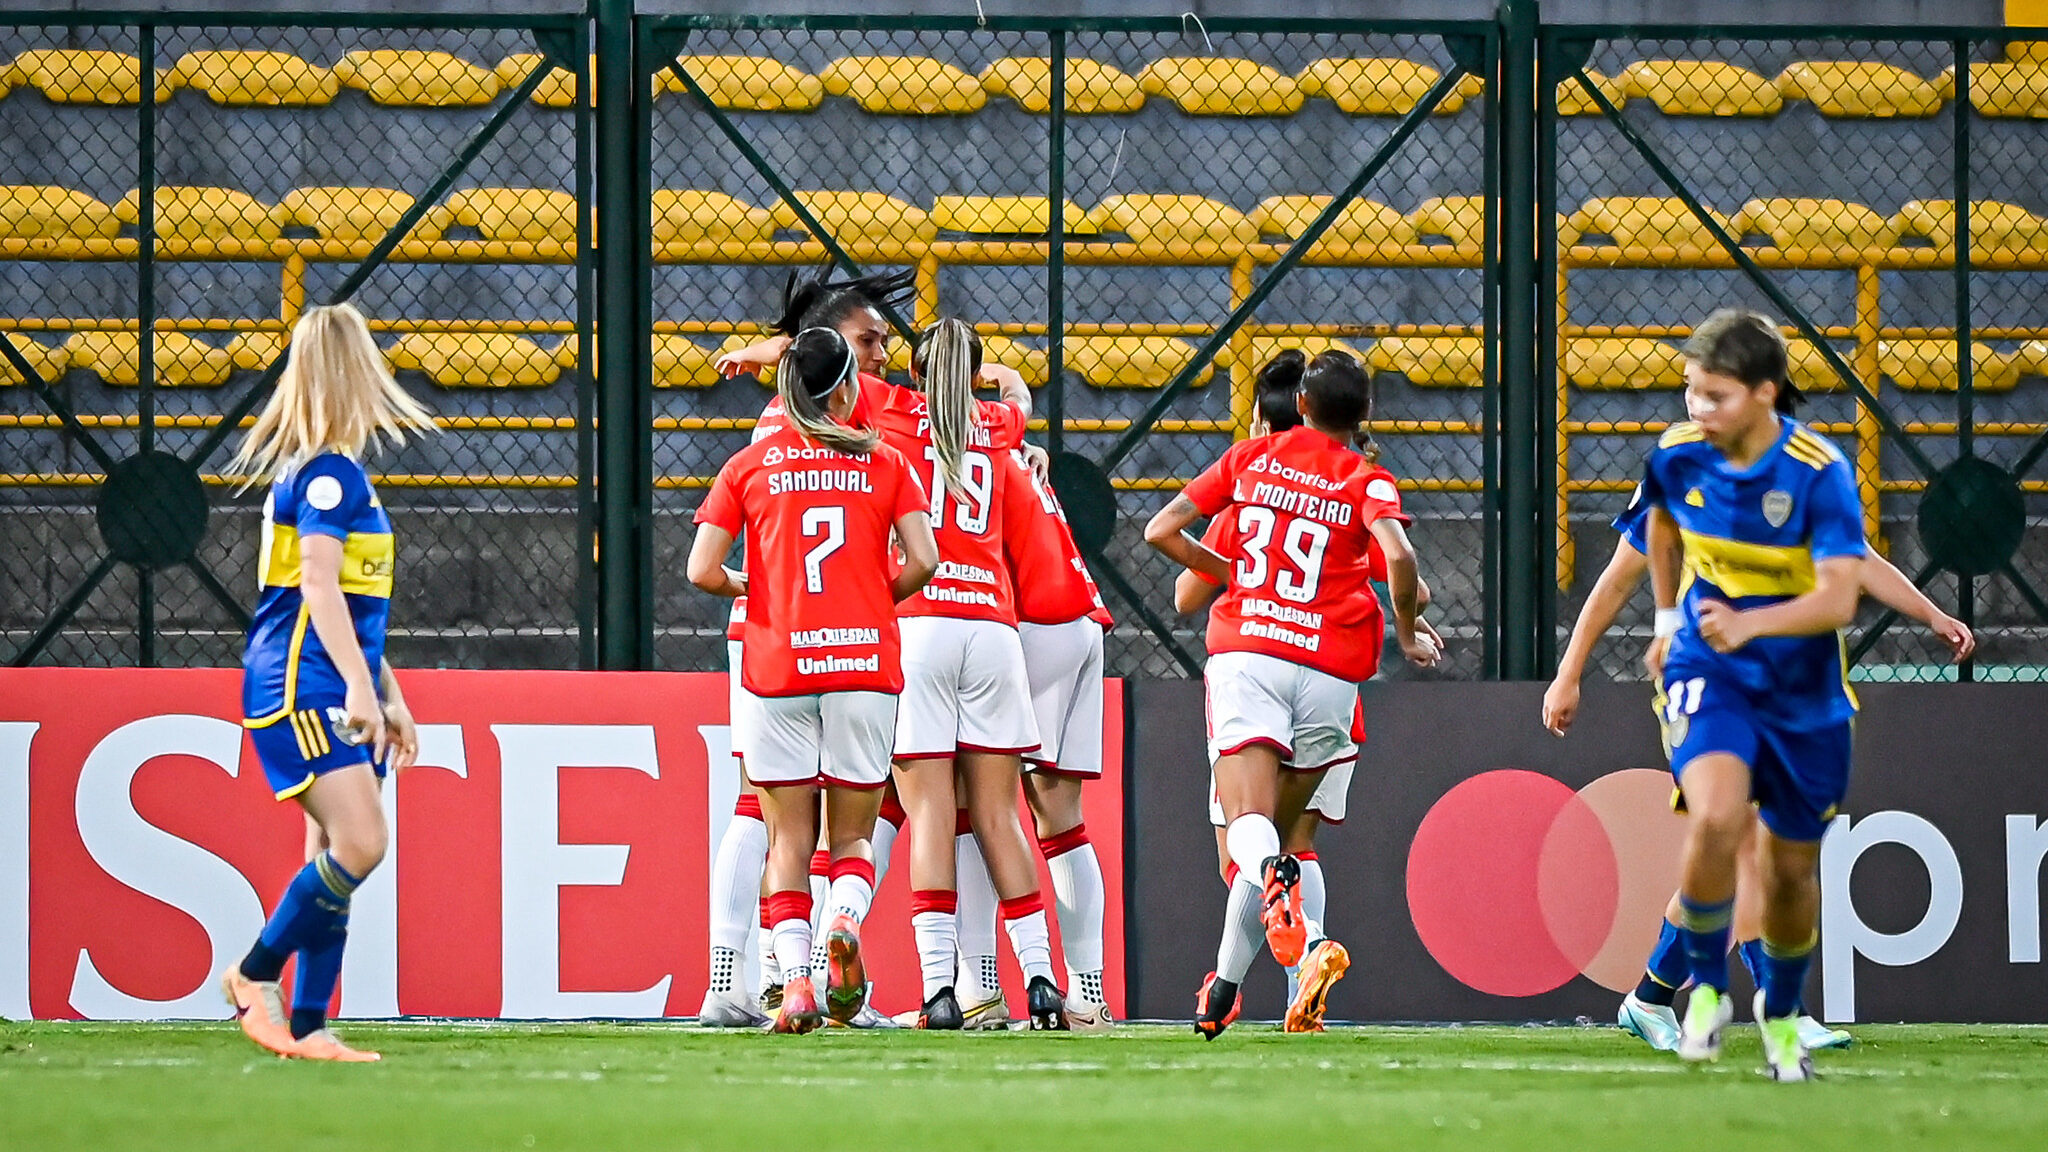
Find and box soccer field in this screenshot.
[5,1021,2045,1152]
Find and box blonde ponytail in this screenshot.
[912,318,980,498]
[777,327,879,455]
[230,303,433,486]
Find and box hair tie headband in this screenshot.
[795,326,857,399]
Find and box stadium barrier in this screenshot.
[5,667,2043,1025]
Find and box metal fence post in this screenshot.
[596,0,652,668]
[1498,0,1541,678]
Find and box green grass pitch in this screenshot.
[5,1020,2046,1151]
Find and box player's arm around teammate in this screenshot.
[222,303,434,1062]
[690,328,937,1033]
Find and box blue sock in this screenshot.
[1634,919,1688,1006]
[1677,895,1734,994]
[241,852,361,983]
[290,923,349,1040]
[1737,938,1767,988]
[1759,934,1816,1021]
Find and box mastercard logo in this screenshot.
[1405,768,1688,997]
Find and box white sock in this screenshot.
[709,812,768,955]
[872,816,901,890]
[1224,814,1281,888]
[1002,904,1057,986]
[709,946,742,996]
[1217,876,1264,984]
[912,905,959,999]
[1299,855,1327,945]
[772,915,813,984]
[757,900,781,988]
[807,854,832,979]
[827,871,875,927]
[955,829,1001,995]
[1044,836,1105,992]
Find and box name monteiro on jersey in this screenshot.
[1237,481,1356,526]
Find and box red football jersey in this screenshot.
[696,424,926,697]
[729,376,891,641]
[1002,450,1113,628]
[1182,425,1411,683]
[876,390,1029,623]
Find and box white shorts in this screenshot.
[1204,650,1359,773]
[738,690,897,789]
[1019,618,1105,779]
[894,616,1040,759]
[727,640,761,764]
[1208,758,1353,827]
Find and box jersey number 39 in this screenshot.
[1234,506,1330,603]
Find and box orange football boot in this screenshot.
[1284,940,1350,1033]
[1260,855,1307,967]
[220,968,296,1057]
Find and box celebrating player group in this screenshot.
[216,274,1968,1072]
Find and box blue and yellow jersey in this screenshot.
[1641,418,1866,731]
[241,452,394,727]
[1614,483,1650,554]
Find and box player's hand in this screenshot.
[381,699,420,775]
[343,679,388,760]
[1931,612,1976,663]
[1399,628,1441,668]
[1542,676,1579,736]
[715,334,791,379]
[1645,634,1670,680]
[1695,599,1752,653]
[1417,616,1444,651]
[1020,443,1052,484]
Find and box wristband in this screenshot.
[1653,608,1683,639]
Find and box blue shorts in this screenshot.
[246,704,383,800]
[1658,673,1851,842]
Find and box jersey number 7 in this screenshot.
[801,505,844,594]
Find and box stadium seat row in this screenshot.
[3,328,2039,393]
[4,46,2048,118]
[5,187,2045,262]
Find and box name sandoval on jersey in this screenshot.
[789,626,882,649]
[769,469,874,496]
[796,653,882,675]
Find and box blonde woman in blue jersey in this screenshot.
[1640,310,1867,1082]
[220,303,431,1061]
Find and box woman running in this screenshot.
[689,326,938,1033]
[1146,350,1438,1039]
[883,318,1070,1030]
[699,269,922,1028]
[221,303,429,1062]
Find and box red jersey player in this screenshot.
[883,318,1070,1032]
[689,327,938,1033]
[1146,349,1438,1039]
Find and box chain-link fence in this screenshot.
[639,14,1501,679]
[0,9,596,670]
[1544,29,2048,684]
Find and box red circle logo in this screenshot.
[1405,768,1686,996]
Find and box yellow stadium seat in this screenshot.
[495,53,585,108]
[550,334,720,388]
[272,187,418,243]
[1951,62,2048,117]
[423,188,577,244]
[1083,195,1256,260]
[818,56,985,115]
[1295,59,1484,115]
[1775,62,1943,118]
[224,331,288,370]
[2,50,171,103]
[651,190,775,246]
[769,191,935,259]
[1619,60,1782,116]
[1065,336,1210,389]
[978,58,1146,114]
[0,186,120,239]
[169,51,337,106]
[0,334,68,385]
[1878,339,2019,392]
[2013,339,2048,378]
[116,187,279,244]
[1251,195,1415,258]
[332,50,499,107]
[389,333,558,388]
[1138,58,1303,116]
[1731,198,1896,252]
[657,56,825,111]
[931,196,1096,236]
[65,331,233,387]
[1566,197,1730,254]
[1566,337,1684,389]
[1556,69,1627,115]
[1785,338,1849,392]
[1367,336,1484,387]
[1892,199,2048,257]
[1409,196,1487,252]
[982,334,1050,386]
[1219,335,1366,375]
[2009,41,2048,65]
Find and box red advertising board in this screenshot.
[0,669,1124,1022]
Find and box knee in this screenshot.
[329,822,387,880]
